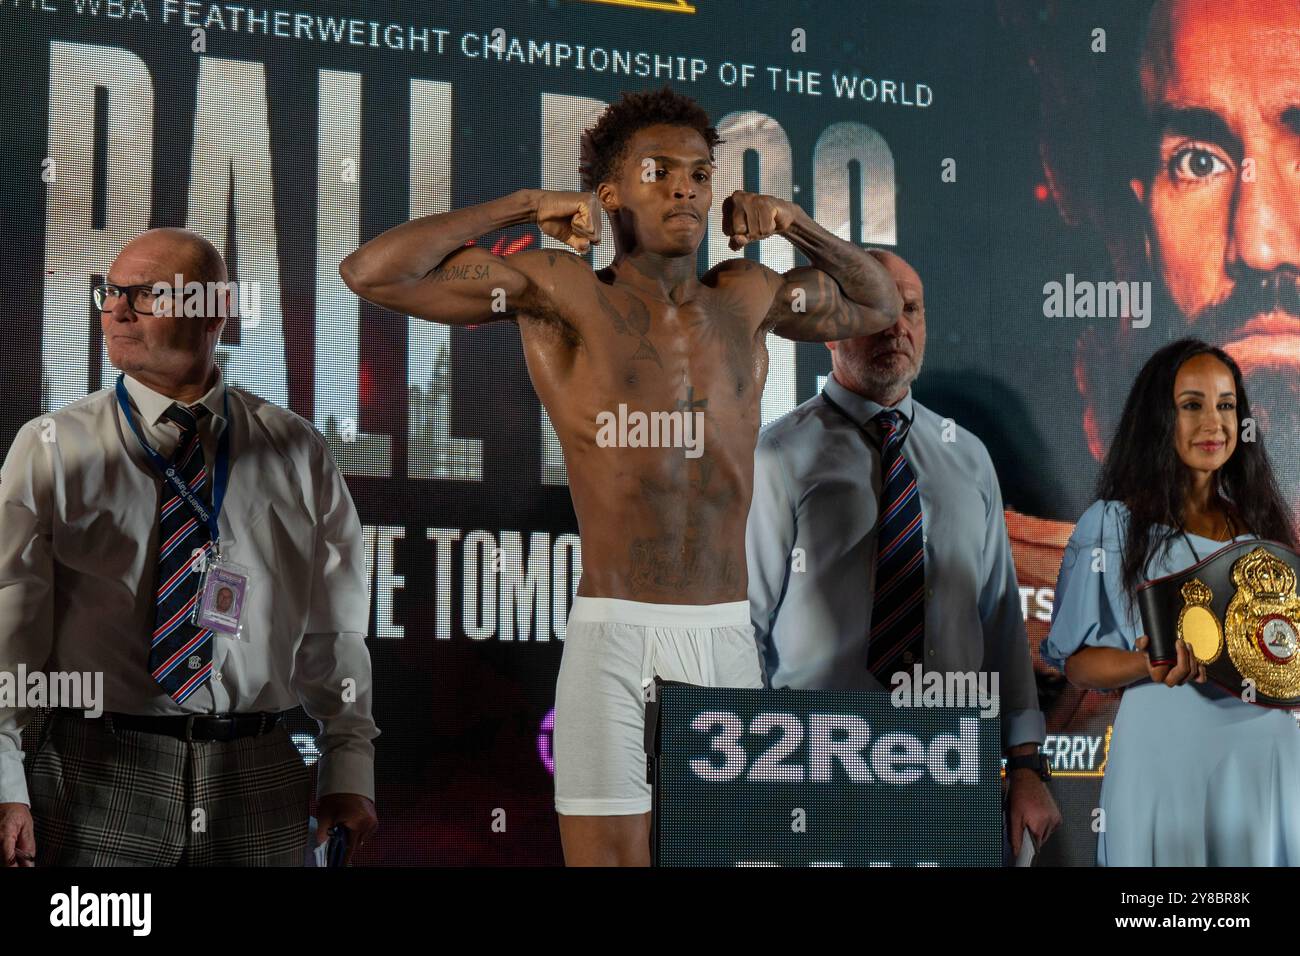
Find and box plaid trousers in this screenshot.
[29,712,312,866]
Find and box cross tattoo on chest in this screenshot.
[675,387,708,413]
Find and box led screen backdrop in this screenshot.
[2,0,1296,864]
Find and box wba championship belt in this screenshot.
[1138,541,1300,708]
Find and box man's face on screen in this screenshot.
[1132,0,1300,420]
[600,124,712,259]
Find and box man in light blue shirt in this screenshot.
[746,250,1060,857]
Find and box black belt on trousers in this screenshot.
[57,710,284,742]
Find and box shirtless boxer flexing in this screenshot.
[340,87,901,865]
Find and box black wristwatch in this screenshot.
[1005,752,1052,781]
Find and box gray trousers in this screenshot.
[29,712,311,866]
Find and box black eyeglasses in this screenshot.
[92,282,170,315]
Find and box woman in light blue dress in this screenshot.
[1042,339,1300,866]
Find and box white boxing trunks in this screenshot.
[552,597,764,816]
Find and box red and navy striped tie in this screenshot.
[149,402,214,704]
[867,409,926,683]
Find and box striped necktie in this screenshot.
[149,402,214,704]
[867,408,926,683]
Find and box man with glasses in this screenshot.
[91,281,160,313]
[0,228,379,866]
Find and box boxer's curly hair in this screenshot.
[580,86,722,193]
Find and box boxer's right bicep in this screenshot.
[344,245,532,326]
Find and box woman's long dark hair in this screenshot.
[1095,338,1297,602]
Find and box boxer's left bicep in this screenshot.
[765,266,893,342]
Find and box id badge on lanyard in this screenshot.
[116,374,252,641]
[194,553,252,640]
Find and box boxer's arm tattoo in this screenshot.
[766,267,891,341]
[781,212,901,325]
[428,263,491,283]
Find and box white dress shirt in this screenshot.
[746,375,1045,749]
[0,369,378,804]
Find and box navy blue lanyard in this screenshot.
[115,373,230,545]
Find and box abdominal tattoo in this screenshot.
[626,401,739,592]
[628,533,739,592]
[594,286,662,368]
